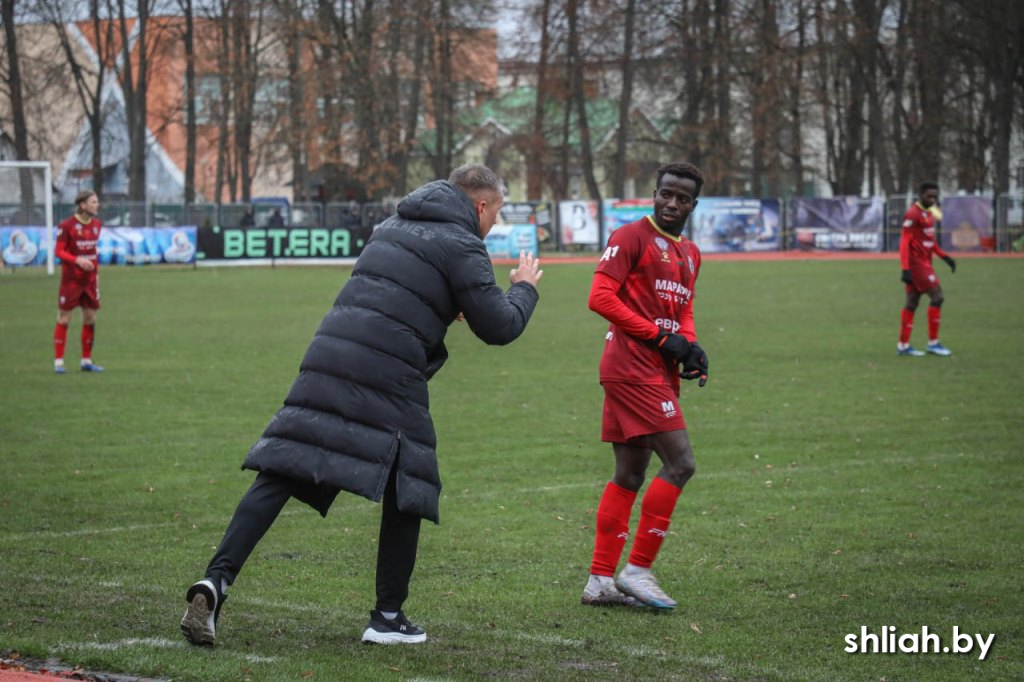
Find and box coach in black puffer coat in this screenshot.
[241,177,540,524]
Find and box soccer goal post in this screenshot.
[0,160,55,274]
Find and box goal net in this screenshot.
[0,161,55,274]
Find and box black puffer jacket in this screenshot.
[242,181,539,523]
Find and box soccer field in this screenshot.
[1,258,1022,681]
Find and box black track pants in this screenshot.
[203,467,421,612]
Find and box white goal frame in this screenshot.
[0,161,54,274]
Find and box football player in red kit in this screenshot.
[897,182,956,357]
[54,190,104,373]
[581,162,708,609]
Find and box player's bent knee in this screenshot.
[614,472,646,491]
[663,461,695,488]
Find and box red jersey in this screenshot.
[899,203,947,270]
[593,216,701,387]
[55,214,102,283]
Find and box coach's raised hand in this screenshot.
[510,250,543,287]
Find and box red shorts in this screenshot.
[58,277,100,311]
[601,381,686,443]
[905,265,939,294]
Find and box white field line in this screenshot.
[489,449,972,498]
[52,631,781,678]
[54,637,279,664]
[0,450,974,544]
[0,510,304,544]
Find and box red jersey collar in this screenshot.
[646,215,682,242]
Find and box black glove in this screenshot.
[942,255,956,273]
[900,269,913,284]
[647,331,690,363]
[680,342,709,387]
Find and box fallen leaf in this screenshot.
[690,622,701,633]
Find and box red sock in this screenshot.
[899,308,914,344]
[54,323,69,360]
[82,324,95,359]
[927,306,941,343]
[627,477,682,569]
[589,482,637,577]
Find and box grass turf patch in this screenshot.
[1,258,1021,680]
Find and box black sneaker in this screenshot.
[361,610,427,644]
[180,579,226,646]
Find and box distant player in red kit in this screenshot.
[581,162,709,609]
[897,182,956,357]
[54,190,104,373]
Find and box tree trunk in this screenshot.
[284,1,306,202]
[115,0,150,205]
[182,0,197,203]
[612,0,636,199]
[568,0,600,203]
[2,0,35,205]
[713,0,733,194]
[527,0,551,200]
[430,0,455,179]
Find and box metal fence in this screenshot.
[4,196,1023,254]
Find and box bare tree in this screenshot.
[178,0,197,203]
[525,0,552,199]
[567,0,599,202]
[108,0,164,205]
[40,0,119,197]
[611,0,636,199]
[954,0,1024,195]
[1,0,34,205]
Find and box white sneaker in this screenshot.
[615,567,677,609]
[361,610,426,644]
[180,579,225,646]
[581,575,641,607]
[927,342,952,356]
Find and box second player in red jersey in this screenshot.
[896,182,956,357]
[53,190,105,373]
[581,162,708,610]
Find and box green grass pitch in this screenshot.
[1,257,1022,681]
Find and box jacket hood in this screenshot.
[397,180,480,236]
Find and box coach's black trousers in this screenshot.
[204,466,422,612]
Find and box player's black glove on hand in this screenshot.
[680,342,709,387]
[647,331,690,363]
[942,255,956,273]
[900,269,913,285]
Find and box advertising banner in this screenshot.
[196,225,372,261]
[689,198,781,253]
[1,226,197,267]
[558,200,600,247]
[101,227,198,264]
[500,202,554,246]
[602,198,653,246]
[1,226,47,266]
[790,197,883,251]
[483,224,539,258]
[939,196,993,252]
